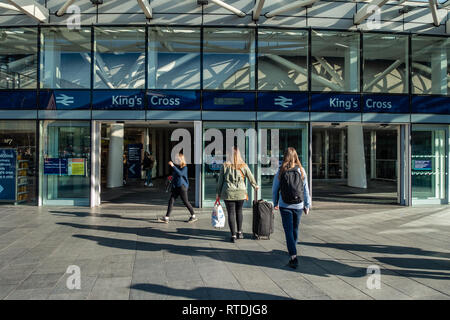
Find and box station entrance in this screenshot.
[98,121,195,208]
[311,123,401,205]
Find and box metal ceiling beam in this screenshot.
[252,0,265,20]
[265,0,319,19]
[137,0,152,19]
[447,19,450,34]
[210,0,246,17]
[428,0,440,26]
[6,0,49,22]
[56,0,76,16]
[354,0,389,25]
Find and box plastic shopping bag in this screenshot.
[211,199,225,228]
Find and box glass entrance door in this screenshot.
[412,126,448,204]
[202,122,255,208]
[40,121,91,205]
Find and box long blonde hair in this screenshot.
[177,152,187,168]
[279,147,304,180]
[224,146,246,170]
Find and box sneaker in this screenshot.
[144,182,148,186]
[158,216,169,223]
[187,216,198,223]
[149,183,153,187]
[288,257,298,269]
[237,232,244,239]
[230,236,237,243]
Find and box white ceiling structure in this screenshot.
[0,0,449,33]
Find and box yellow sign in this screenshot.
[69,158,85,176]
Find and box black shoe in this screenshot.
[230,236,236,243]
[237,232,244,239]
[288,257,298,269]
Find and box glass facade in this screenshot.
[412,35,450,95]
[40,27,91,89]
[94,27,145,89]
[363,33,409,94]
[0,28,37,89]
[258,29,308,91]
[312,31,360,92]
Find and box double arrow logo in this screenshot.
[274,96,293,108]
[56,94,75,107]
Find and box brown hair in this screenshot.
[279,147,304,180]
[224,146,246,170]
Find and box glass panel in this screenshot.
[202,122,255,207]
[0,28,37,89]
[94,27,145,89]
[363,33,409,93]
[148,27,200,89]
[258,29,308,91]
[203,28,255,90]
[311,30,360,92]
[258,123,308,202]
[0,121,36,204]
[412,35,450,95]
[312,128,347,179]
[42,121,90,204]
[41,27,91,89]
[412,129,447,201]
[375,130,397,180]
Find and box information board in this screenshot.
[0,149,16,201]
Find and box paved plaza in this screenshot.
[0,202,449,300]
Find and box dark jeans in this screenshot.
[145,169,152,184]
[224,200,244,237]
[166,185,195,217]
[279,208,302,257]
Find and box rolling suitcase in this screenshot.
[252,199,274,240]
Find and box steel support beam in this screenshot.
[428,0,440,26]
[265,0,318,18]
[6,0,49,22]
[210,0,246,17]
[252,0,265,20]
[137,0,152,19]
[354,0,389,25]
[56,0,76,16]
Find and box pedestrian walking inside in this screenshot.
[159,152,197,223]
[142,151,155,187]
[216,146,259,243]
[272,147,310,269]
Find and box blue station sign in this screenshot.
[147,90,200,110]
[39,90,91,110]
[0,149,16,201]
[0,91,37,110]
[92,90,145,110]
[257,92,309,111]
[202,91,255,111]
[44,158,68,175]
[311,94,360,112]
[363,95,409,113]
[412,96,450,114]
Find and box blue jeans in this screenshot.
[279,208,302,257]
[145,169,152,184]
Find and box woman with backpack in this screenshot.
[216,146,259,243]
[142,151,154,187]
[159,152,197,223]
[272,147,311,269]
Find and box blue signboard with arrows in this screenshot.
[0,149,16,202]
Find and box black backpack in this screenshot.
[280,166,304,204]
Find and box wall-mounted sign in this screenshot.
[0,149,16,201]
[92,90,145,110]
[363,95,409,113]
[413,159,432,171]
[68,158,86,176]
[39,90,91,110]
[147,90,200,110]
[127,144,142,179]
[257,92,309,111]
[0,91,37,110]
[412,96,450,114]
[44,158,68,175]
[203,92,255,111]
[311,94,360,112]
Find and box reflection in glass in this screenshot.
[412,35,450,95]
[203,28,255,90]
[363,34,409,93]
[148,27,200,89]
[311,31,360,92]
[41,27,91,89]
[94,27,145,89]
[258,29,308,91]
[0,28,37,89]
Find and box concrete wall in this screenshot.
[0,1,448,35]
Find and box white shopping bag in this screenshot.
[211,199,225,228]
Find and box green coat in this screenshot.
[216,164,258,201]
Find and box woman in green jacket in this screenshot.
[216,146,259,243]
